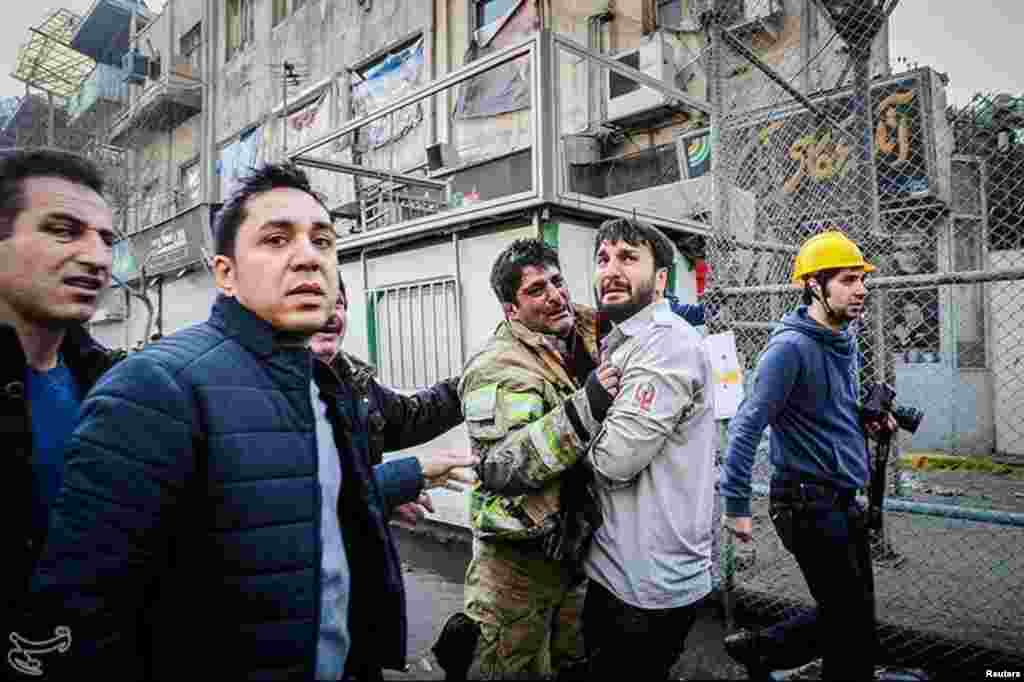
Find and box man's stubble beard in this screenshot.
[598,275,657,324]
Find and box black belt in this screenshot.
[770,474,858,508]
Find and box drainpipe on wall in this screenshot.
[202,0,218,206]
[154,276,164,337]
[427,0,437,148]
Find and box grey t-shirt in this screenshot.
[311,380,352,680]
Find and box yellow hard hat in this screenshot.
[791,231,875,284]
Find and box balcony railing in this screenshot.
[287,31,711,247]
[118,189,201,238]
[109,61,201,143]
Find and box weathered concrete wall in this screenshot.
[173,0,204,51]
[458,224,536,358]
[116,0,204,205]
[367,240,456,289]
[557,219,599,308]
[90,269,217,350]
[722,0,891,114]
[216,0,428,144]
[160,269,218,334]
[172,116,202,167]
[339,257,368,360]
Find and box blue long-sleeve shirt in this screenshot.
[666,295,705,328]
[719,306,869,517]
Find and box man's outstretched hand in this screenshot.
[417,450,479,491]
[393,492,434,529]
[724,515,754,543]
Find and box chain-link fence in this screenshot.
[689,0,1024,676]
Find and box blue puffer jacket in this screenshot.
[27,295,452,680]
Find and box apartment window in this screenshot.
[273,0,307,27]
[180,159,201,207]
[273,0,288,26]
[226,0,255,61]
[657,0,683,28]
[351,35,425,149]
[369,278,461,390]
[476,0,519,29]
[180,23,201,74]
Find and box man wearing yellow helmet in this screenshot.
[719,230,880,680]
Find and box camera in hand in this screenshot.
[862,382,924,435]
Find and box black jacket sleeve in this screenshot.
[373,457,425,515]
[369,376,464,455]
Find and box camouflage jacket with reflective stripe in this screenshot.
[459,304,603,542]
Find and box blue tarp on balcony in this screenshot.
[71,0,152,67]
[66,63,128,121]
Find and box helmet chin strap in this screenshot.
[808,278,846,325]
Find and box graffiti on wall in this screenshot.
[738,74,933,209]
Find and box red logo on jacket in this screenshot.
[634,382,656,412]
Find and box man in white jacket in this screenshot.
[583,218,716,679]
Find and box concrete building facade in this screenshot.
[79,0,865,349]
[92,1,1024,457]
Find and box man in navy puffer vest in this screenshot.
[26,163,476,681]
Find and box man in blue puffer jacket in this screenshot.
[25,163,476,681]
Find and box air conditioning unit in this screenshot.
[122,49,149,85]
[606,37,675,123]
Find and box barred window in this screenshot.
[180,23,201,74]
[273,0,288,27]
[369,278,461,390]
[476,0,519,30]
[226,0,254,61]
[180,159,201,208]
[657,0,682,28]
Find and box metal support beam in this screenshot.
[719,30,855,145]
[729,237,800,255]
[47,91,55,146]
[553,33,712,116]
[711,266,1024,297]
[723,30,821,113]
[288,35,536,160]
[535,30,557,202]
[292,156,447,192]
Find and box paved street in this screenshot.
[385,523,750,681]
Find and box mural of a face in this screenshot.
[884,106,899,129]
[902,302,925,330]
[894,249,920,275]
[892,233,926,275]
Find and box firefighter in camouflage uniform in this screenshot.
[438,239,620,680]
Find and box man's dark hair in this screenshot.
[213,162,328,258]
[593,218,676,272]
[490,238,562,305]
[801,268,842,305]
[0,148,105,240]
